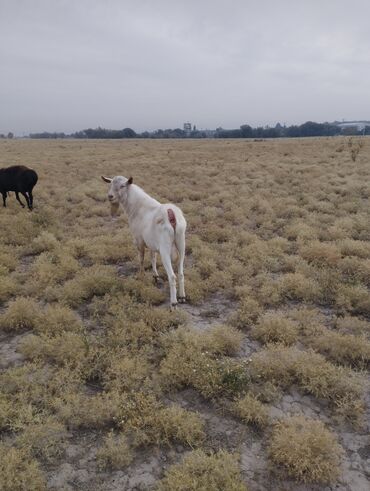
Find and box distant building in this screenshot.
[336,121,370,133]
[183,122,192,135]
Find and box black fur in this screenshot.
[0,165,38,210]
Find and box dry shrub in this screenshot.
[53,391,120,429]
[307,328,370,368]
[0,247,18,271]
[121,276,166,305]
[0,444,46,491]
[339,256,370,286]
[269,415,343,484]
[284,222,318,242]
[0,275,18,303]
[30,231,59,253]
[117,392,205,447]
[15,417,67,462]
[178,268,206,304]
[335,315,369,336]
[19,331,88,367]
[300,241,341,267]
[251,313,298,345]
[277,273,318,302]
[339,239,370,258]
[37,304,83,335]
[103,353,153,392]
[156,449,247,491]
[250,344,365,422]
[156,406,205,446]
[0,297,42,332]
[27,250,80,293]
[61,264,120,306]
[231,296,262,328]
[96,431,133,470]
[336,283,370,315]
[204,324,244,355]
[160,328,249,398]
[232,394,268,428]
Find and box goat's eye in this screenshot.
[120,184,125,189]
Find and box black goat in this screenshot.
[0,165,38,210]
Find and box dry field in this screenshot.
[0,137,369,491]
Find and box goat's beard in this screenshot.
[110,201,119,219]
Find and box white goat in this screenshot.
[101,175,186,307]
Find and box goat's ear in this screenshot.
[101,176,112,183]
[127,176,133,185]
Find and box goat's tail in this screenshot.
[173,211,186,263]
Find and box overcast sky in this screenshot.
[1,0,370,134]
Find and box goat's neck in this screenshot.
[120,185,159,222]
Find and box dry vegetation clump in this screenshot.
[116,392,205,447]
[15,417,68,462]
[96,431,134,470]
[299,241,341,267]
[231,295,262,328]
[102,352,153,392]
[0,444,46,491]
[306,327,370,368]
[335,315,370,337]
[159,327,249,399]
[156,449,248,491]
[249,344,365,423]
[269,415,343,484]
[0,274,18,303]
[0,297,42,332]
[232,393,269,428]
[251,313,299,345]
[60,264,121,306]
[52,391,120,429]
[19,331,88,367]
[29,231,59,254]
[36,303,84,334]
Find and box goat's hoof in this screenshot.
[153,275,159,283]
[170,302,178,310]
[178,296,186,304]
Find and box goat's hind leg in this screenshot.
[2,192,6,207]
[28,190,34,209]
[160,246,177,307]
[151,251,159,283]
[176,233,186,303]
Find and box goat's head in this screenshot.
[101,175,133,218]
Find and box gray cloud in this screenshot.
[1,0,370,134]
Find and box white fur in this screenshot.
[102,175,186,306]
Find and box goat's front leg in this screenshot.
[15,192,25,208]
[2,192,6,207]
[160,246,177,307]
[151,251,159,282]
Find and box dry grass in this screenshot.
[232,393,269,428]
[269,415,343,483]
[251,313,299,345]
[0,444,46,491]
[156,449,247,491]
[96,431,134,470]
[0,137,369,488]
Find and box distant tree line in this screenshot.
[27,121,370,139]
